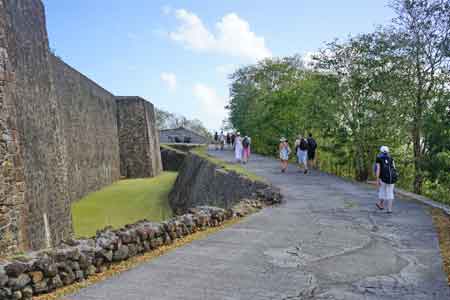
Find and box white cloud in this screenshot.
[193,83,227,129]
[168,9,271,62]
[160,72,177,91]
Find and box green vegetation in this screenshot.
[227,0,450,204]
[72,172,177,238]
[192,147,266,183]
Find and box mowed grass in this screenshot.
[72,172,177,238]
[192,146,267,183]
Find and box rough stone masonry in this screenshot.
[0,0,162,255]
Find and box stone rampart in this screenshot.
[50,55,121,202]
[117,97,162,178]
[0,0,162,254]
[169,153,282,215]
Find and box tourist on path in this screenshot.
[295,134,309,174]
[375,146,398,213]
[219,131,225,150]
[307,133,317,169]
[214,131,219,150]
[226,133,231,148]
[231,133,236,149]
[234,132,243,163]
[279,138,291,173]
[242,136,251,164]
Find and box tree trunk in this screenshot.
[354,147,369,182]
[412,125,423,194]
[412,86,424,194]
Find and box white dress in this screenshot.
[235,137,243,161]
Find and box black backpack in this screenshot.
[242,137,250,148]
[308,138,317,151]
[379,155,398,184]
[299,139,308,151]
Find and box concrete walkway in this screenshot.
[69,151,449,300]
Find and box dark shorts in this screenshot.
[308,151,315,160]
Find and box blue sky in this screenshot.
[43,0,395,130]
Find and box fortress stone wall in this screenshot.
[117,97,162,178]
[0,0,162,255]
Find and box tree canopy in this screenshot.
[227,0,450,204]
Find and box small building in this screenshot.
[159,127,209,144]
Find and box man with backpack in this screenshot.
[242,135,251,164]
[307,133,317,169]
[295,134,309,174]
[375,146,398,214]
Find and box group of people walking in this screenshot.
[215,130,398,214]
[279,135,397,213]
[279,133,317,174]
[214,131,252,164]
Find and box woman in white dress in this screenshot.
[234,132,243,163]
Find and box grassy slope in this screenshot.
[72,172,177,238]
[191,147,266,183]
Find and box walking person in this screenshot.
[375,146,398,214]
[231,133,236,149]
[226,133,231,148]
[295,134,309,174]
[219,131,225,150]
[242,136,251,164]
[234,132,243,163]
[279,138,291,173]
[214,131,219,150]
[307,133,317,169]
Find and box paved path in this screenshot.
[70,151,449,299]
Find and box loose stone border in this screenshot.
[0,196,281,300]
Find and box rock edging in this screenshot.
[0,197,280,299]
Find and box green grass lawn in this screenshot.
[72,172,177,238]
[192,147,267,183]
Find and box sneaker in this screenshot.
[304,169,308,174]
[386,211,393,214]
[376,203,384,210]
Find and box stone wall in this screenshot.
[1,0,72,252]
[0,0,162,254]
[0,1,26,254]
[169,153,282,215]
[160,146,187,171]
[50,55,120,202]
[117,97,162,178]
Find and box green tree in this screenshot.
[388,0,450,193]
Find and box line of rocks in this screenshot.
[0,193,281,300]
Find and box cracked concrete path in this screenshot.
[69,151,449,299]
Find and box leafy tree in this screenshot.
[387,0,450,193]
[227,0,450,203]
